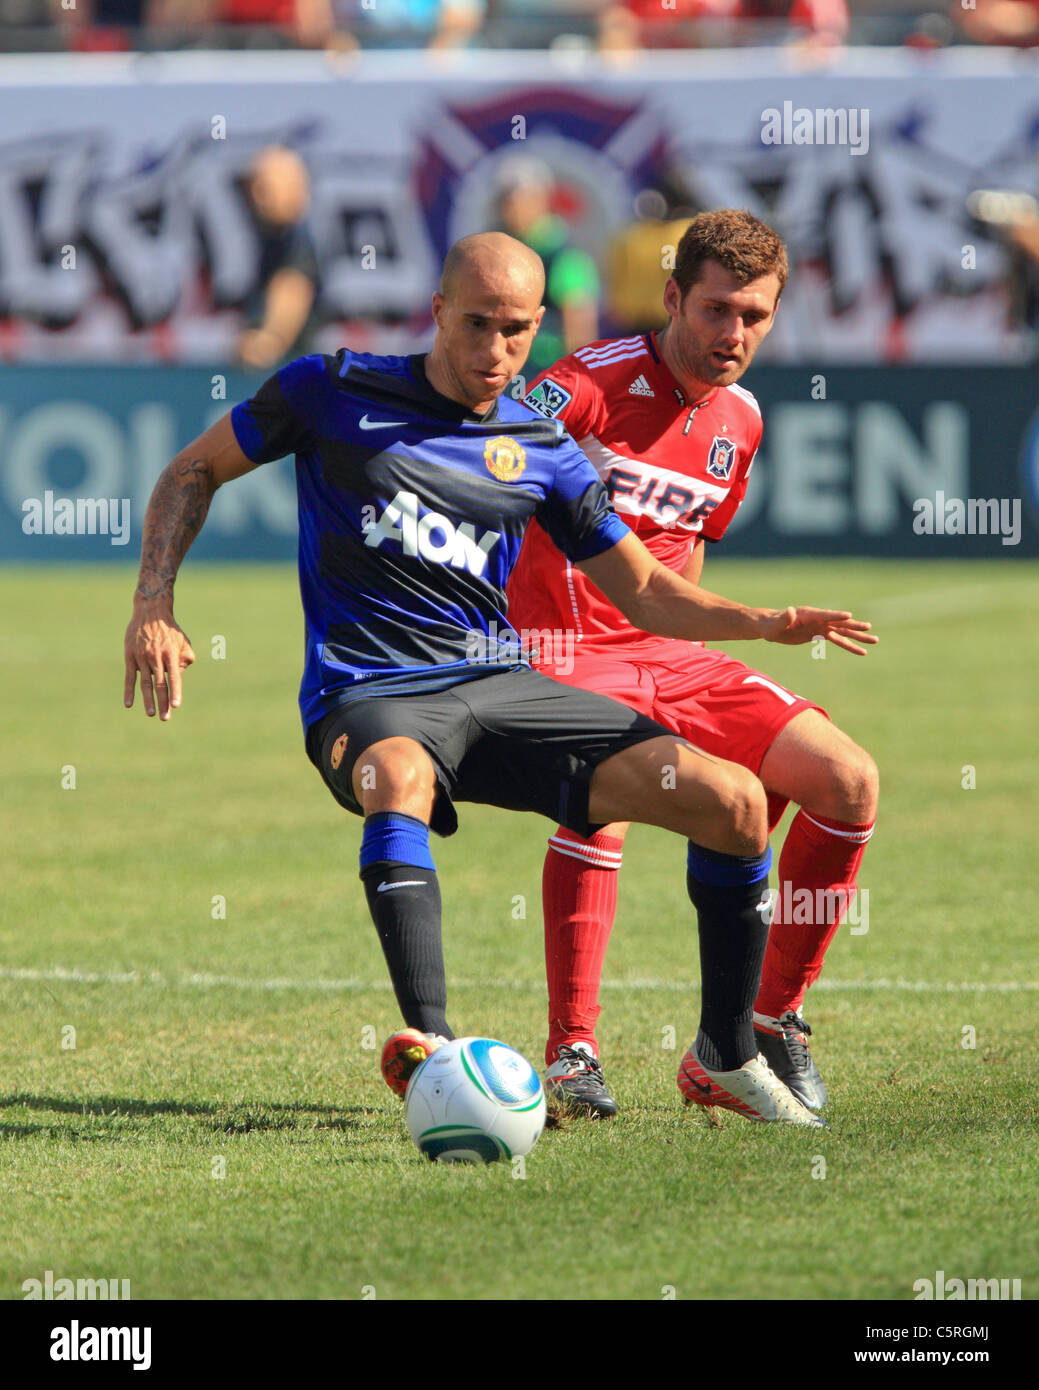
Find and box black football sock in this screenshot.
[360,862,454,1039]
[686,841,773,1072]
[359,812,454,1040]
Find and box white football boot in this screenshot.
[678,1042,824,1126]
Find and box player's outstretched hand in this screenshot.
[764,607,878,656]
[123,607,197,720]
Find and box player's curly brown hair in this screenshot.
[672,209,788,301]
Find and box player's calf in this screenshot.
[358,811,454,1042]
[685,840,774,1075]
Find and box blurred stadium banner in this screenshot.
[2,365,1037,559]
[1,50,1038,364]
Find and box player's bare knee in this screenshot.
[855,749,880,821]
[353,738,435,813]
[728,769,768,854]
[701,765,767,856]
[834,745,879,822]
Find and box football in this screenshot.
[405,1037,547,1164]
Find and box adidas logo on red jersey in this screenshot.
[628,374,654,397]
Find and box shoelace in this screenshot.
[781,1013,813,1070]
[556,1045,604,1080]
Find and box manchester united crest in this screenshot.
[330,733,348,770]
[484,436,526,483]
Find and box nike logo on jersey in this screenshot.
[364,490,501,577]
[376,880,428,892]
[358,414,403,430]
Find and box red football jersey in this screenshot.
[507,332,762,648]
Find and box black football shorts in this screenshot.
[304,666,674,839]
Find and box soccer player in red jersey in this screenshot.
[507,210,878,1116]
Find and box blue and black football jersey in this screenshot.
[230,350,629,731]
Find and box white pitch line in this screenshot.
[0,965,1034,995]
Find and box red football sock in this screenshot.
[755,810,875,1018]
[543,826,625,1066]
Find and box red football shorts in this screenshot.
[533,640,827,775]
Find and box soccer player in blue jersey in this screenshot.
[123,232,875,1126]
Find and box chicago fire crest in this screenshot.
[706,436,737,481]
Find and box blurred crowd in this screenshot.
[4,0,1039,54]
[4,2,1039,360]
[224,143,1039,369]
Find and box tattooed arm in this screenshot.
[124,414,260,721]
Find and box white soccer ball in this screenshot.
[405,1037,547,1164]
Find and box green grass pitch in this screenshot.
[2,559,1037,1301]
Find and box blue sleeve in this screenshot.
[535,436,630,562]
[230,354,331,463]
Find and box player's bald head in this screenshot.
[425,232,546,413]
[440,232,545,305]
